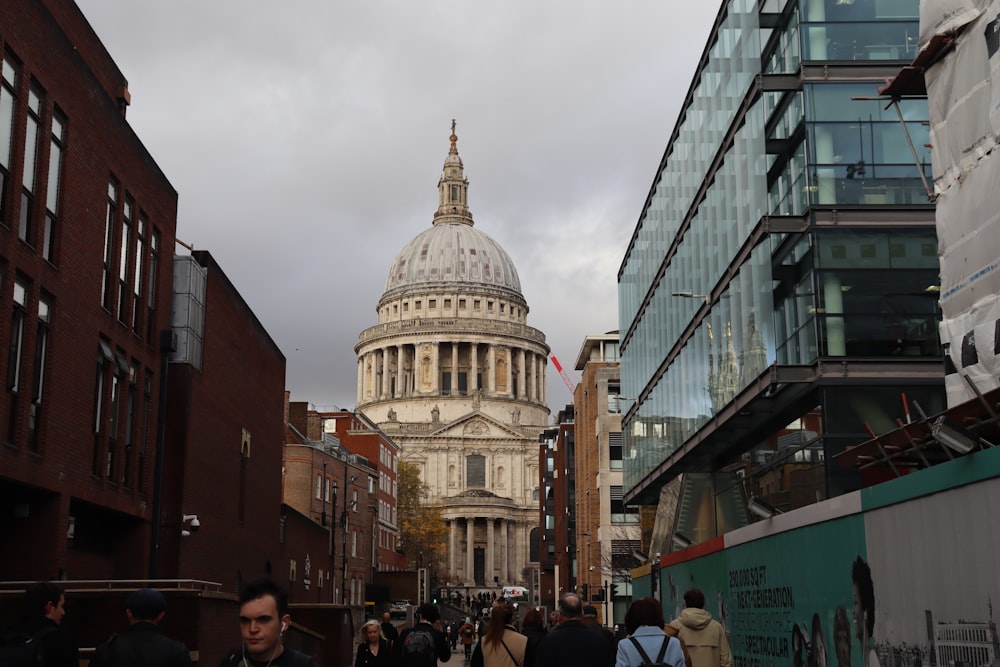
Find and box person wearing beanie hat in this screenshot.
[89,588,192,667]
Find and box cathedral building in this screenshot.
[356,123,549,589]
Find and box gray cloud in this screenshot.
[75,1,721,413]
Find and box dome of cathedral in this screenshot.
[382,221,523,300]
[380,121,524,303]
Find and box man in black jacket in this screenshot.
[12,581,79,667]
[394,604,451,667]
[535,594,614,667]
[90,588,192,667]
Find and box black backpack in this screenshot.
[0,626,54,667]
[629,636,676,667]
[401,629,437,667]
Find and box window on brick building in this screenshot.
[26,293,51,452]
[117,197,132,323]
[105,351,128,480]
[6,277,28,444]
[315,473,323,500]
[102,180,117,310]
[42,110,65,263]
[18,86,41,246]
[146,227,160,341]
[92,340,114,476]
[139,373,152,492]
[0,53,19,228]
[132,215,146,334]
[120,362,137,487]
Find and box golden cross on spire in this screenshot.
[449,119,458,154]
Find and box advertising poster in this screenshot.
[863,475,1000,667]
[661,514,869,667]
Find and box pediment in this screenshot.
[427,411,525,439]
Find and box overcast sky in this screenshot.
[74,1,721,416]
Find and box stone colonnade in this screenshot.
[357,341,546,405]
[447,516,525,586]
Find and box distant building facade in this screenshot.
[572,333,637,625]
[284,399,381,604]
[538,406,574,611]
[320,408,406,573]
[617,0,944,547]
[356,125,549,588]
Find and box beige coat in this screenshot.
[669,609,731,667]
[479,628,527,667]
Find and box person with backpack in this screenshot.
[470,601,526,667]
[0,581,79,667]
[459,618,476,661]
[615,598,685,667]
[394,603,451,667]
[90,588,192,667]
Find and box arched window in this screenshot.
[529,528,540,562]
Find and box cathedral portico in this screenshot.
[356,123,548,589]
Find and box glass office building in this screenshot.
[618,0,945,525]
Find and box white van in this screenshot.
[501,586,528,600]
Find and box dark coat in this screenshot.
[393,622,452,666]
[89,622,192,667]
[23,618,79,667]
[356,638,393,667]
[521,626,547,667]
[534,619,614,667]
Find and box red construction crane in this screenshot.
[550,354,578,397]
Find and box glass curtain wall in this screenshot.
[620,0,775,492]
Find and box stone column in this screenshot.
[487,346,496,394]
[541,357,547,404]
[396,344,404,397]
[486,517,495,585]
[501,519,510,583]
[381,348,390,400]
[466,517,475,584]
[452,342,459,395]
[470,342,479,393]
[370,352,379,401]
[357,357,364,405]
[518,348,526,399]
[449,519,457,575]
[505,346,512,396]
[433,343,440,394]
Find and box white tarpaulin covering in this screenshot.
[920,0,988,49]
[925,0,1000,405]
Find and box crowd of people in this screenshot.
[0,578,320,667]
[1,580,729,667]
[359,587,730,667]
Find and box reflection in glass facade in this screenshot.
[618,0,943,507]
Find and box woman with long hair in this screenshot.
[356,619,392,667]
[471,602,527,667]
[520,608,548,667]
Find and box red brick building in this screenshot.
[0,0,178,580]
[320,409,406,573]
[0,2,298,594]
[159,250,288,591]
[285,400,382,604]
